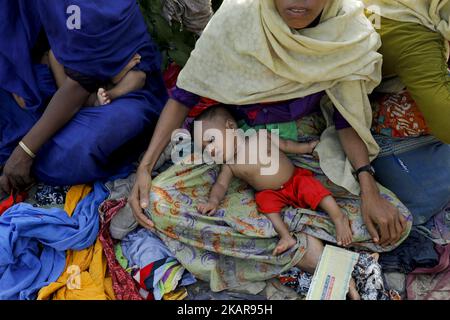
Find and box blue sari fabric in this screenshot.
[373,135,450,225]
[0,182,109,300]
[0,0,168,185]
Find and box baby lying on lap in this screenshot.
[196,106,353,255]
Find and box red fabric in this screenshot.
[162,61,219,118]
[0,192,27,216]
[255,168,331,214]
[187,97,219,118]
[99,199,143,300]
[163,62,182,90]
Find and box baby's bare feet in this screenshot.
[273,235,296,256]
[334,214,353,247]
[97,88,111,105]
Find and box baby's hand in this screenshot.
[295,140,319,154]
[197,201,219,216]
[305,140,319,154]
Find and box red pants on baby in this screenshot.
[255,168,331,214]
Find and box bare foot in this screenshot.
[96,88,111,105]
[112,54,141,84]
[347,278,361,300]
[12,93,26,108]
[334,214,353,247]
[273,235,296,256]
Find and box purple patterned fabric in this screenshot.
[170,85,350,129]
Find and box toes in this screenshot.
[97,88,111,105]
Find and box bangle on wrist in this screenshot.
[18,141,36,159]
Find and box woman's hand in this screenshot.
[360,175,407,247]
[128,99,191,230]
[1,146,35,193]
[0,176,11,199]
[129,164,155,230]
[337,127,408,247]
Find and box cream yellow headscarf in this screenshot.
[363,0,450,40]
[177,0,383,194]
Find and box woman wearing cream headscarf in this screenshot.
[129,0,411,296]
[363,0,450,226]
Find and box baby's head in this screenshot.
[274,0,328,29]
[194,106,238,163]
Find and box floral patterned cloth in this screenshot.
[147,114,413,293]
[34,184,70,207]
[371,90,430,138]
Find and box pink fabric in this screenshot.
[406,245,450,300]
[99,199,143,300]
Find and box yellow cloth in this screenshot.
[363,0,450,40]
[177,0,382,194]
[37,185,115,300]
[163,288,188,300]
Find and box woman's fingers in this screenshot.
[364,217,379,244]
[129,177,154,230]
[8,174,25,191]
[393,212,407,244]
[130,196,154,230]
[387,222,397,247]
[379,221,390,247]
[0,176,11,199]
[379,217,395,247]
[139,179,150,209]
[380,207,403,246]
[8,172,34,191]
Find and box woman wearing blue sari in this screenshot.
[0,0,168,193]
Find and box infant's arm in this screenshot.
[268,132,318,155]
[198,165,234,215]
[208,165,234,204]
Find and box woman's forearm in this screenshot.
[139,98,190,171]
[22,77,90,153]
[337,127,379,196]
